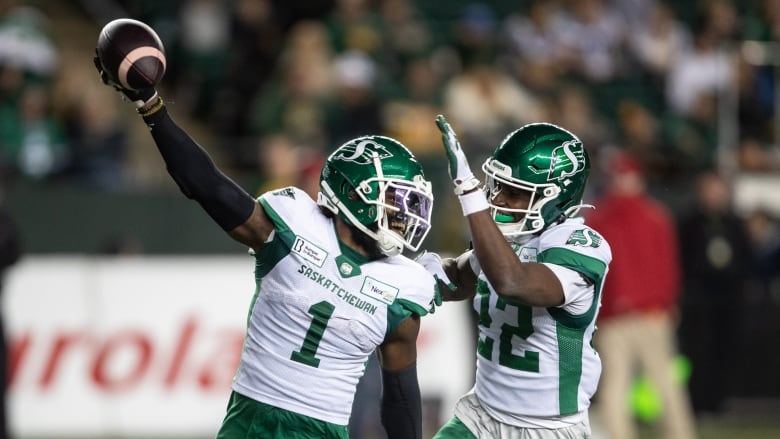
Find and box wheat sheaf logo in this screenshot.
[548,140,586,181]
[333,139,393,164]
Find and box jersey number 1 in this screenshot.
[291,301,335,367]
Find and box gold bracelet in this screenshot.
[137,96,164,117]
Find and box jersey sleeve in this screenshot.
[257,186,318,232]
[538,223,611,287]
[404,270,437,316]
[537,222,612,328]
[544,263,594,315]
[385,260,437,334]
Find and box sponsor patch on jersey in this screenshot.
[360,277,399,305]
[566,229,602,248]
[519,247,538,262]
[292,236,328,267]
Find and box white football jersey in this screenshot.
[231,187,436,425]
[472,217,611,423]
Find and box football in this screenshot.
[96,18,166,90]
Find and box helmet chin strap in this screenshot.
[376,229,403,256]
[564,203,594,217]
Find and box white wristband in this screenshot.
[458,190,489,216]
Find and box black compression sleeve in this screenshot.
[380,364,423,439]
[141,106,255,231]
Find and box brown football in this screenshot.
[96,18,166,90]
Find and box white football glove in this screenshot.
[416,251,456,293]
[436,114,480,195]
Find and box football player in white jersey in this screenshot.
[94,56,438,439]
[421,116,612,439]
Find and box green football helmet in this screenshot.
[481,122,591,237]
[318,135,434,256]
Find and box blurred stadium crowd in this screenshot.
[2,0,780,191]
[1,0,780,424]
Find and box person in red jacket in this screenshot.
[586,150,697,439]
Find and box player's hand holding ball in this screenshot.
[94,18,166,110]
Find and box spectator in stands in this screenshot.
[662,89,720,174]
[252,133,302,197]
[743,0,780,41]
[557,0,628,83]
[613,99,672,182]
[248,20,333,155]
[735,55,774,143]
[0,3,63,183]
[586,150,697,439]
[677,170,752,416]
[324,0,383,56]
[441,3,543,165]
[173,0,232,121]
[62,86,128,190]
[739,206,780,399]
[737,137,780,173]
[324,51,383,149]
[500,0,567,93]
[377,0,432,71]
[745,208,780,294]
[212,0,283,142]
[250,132,324,200]
[0,4,58,83]
[665,16,733,119]
[381,56,443,160]
[548,84,613,166]
[0,84,68,181]
[626,1,691,82]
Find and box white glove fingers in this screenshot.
[416,251,456,290]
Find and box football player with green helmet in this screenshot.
[423,115,612,439]
[95,49,436,438]
[318,135,434,258]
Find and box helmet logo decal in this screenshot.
[549,140,586,181]
[333,139,392,164]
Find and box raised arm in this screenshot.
[463,206,564,306]
[435,115,564,307]
[94,56,273,252]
